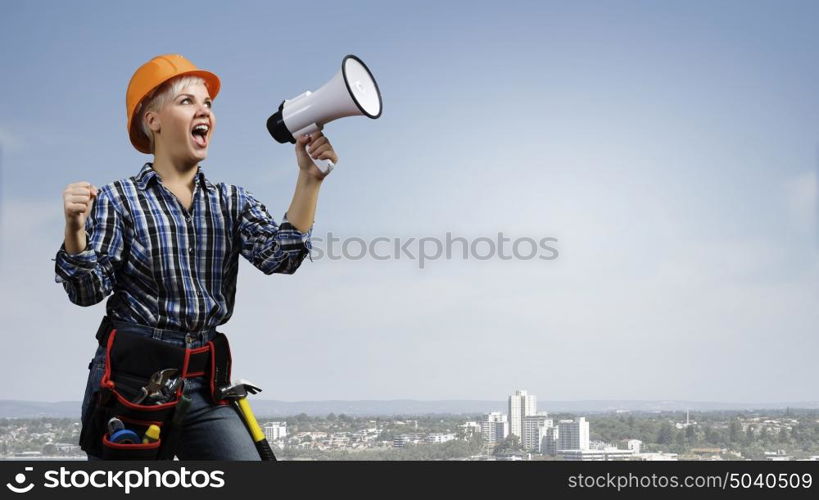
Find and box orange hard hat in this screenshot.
[126,54,221,154]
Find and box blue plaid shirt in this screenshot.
[54,163,313,332]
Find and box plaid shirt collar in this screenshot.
[134,162,216,192]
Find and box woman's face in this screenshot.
[150,81,215,165]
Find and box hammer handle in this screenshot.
[235,398,277,461]
[256,439,277,461]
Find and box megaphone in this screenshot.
[267,54,383,175]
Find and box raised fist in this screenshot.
[63,181,98,233]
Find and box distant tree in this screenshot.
[327,413,337,422]
[685,425,696,443]
[760,427,771,445]
[657,423,674,445]
[729,421,742,443]
[746,426,755,443]
[378,429,396,442]
[469,433,484,452]
[704,425,720,445]
[493,435,523,456]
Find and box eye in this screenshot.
[180,97,192,104]
[205,100,212,108]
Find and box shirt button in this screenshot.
[186,216,192,223]
[189,248,194,254]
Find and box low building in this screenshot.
[393,434,422,448]
[460,421,482,435]
[427,433,456,444]
[557,448,637,461]
[634,452,678,461]
[263,421,287,442]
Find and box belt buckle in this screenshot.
[184,332,197,345]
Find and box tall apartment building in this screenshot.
[480,412,509,446]
[542,426,559,456]
[522,414,553,452]
[508,390,537,438]
[558,417,589,451]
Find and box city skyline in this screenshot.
[3,387,818,461]
[2,396,818,419]
[472,389,819,461]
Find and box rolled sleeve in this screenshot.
[280,212,313,259]
[237,190,313,274]
[54,234,97,282]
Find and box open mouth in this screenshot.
[191,123,210,148]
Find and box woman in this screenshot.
[55,54,336,460]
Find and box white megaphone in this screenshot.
[267,54,382,175]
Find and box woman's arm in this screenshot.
[236,189,312,275]
[285,169,322,233]
[284,132,337,232]
[55,186,126,306]
[236,131,337,274]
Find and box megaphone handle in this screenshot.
[305,144,335,175]
[296,123,334,175]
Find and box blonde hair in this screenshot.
[136,75,209,154]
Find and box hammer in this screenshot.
[216,379,277,461]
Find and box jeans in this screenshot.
[81,319,260,460]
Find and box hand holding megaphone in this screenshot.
[295,132,337,179]
[267,55,382,175]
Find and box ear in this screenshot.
[144,109,161,134]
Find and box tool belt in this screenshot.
[79,316,233,460]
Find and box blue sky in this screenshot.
[0,1,817,407]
